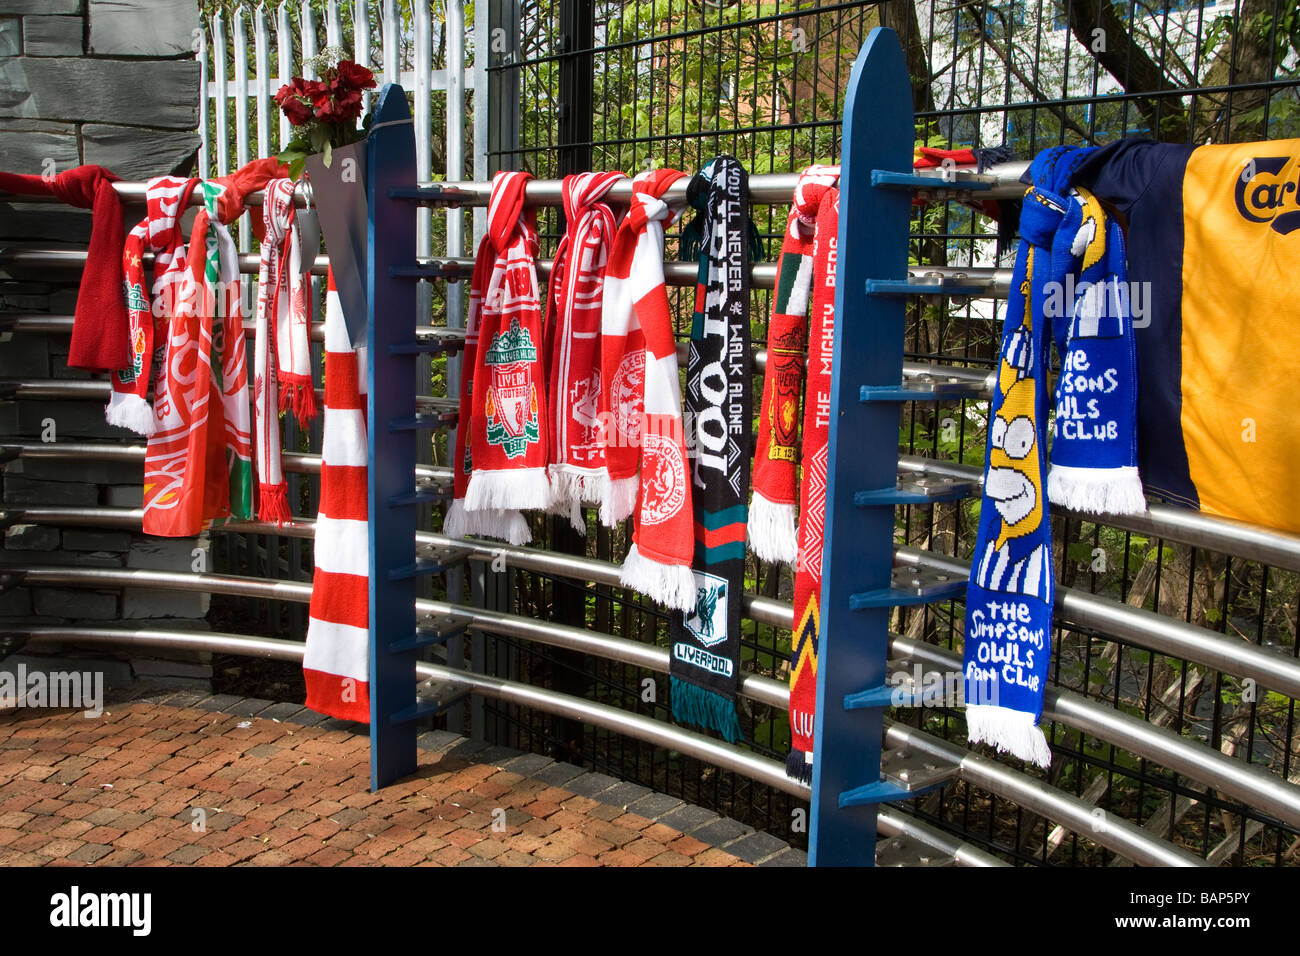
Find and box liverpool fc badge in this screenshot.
[483,318,540,459]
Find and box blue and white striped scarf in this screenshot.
[964,145,1145,767]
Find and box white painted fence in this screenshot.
[197,0,486,265]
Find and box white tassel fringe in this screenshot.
[965,703,1052,768]
[443,498,532,546]
[746,492,798,564]
[1047,464,1146,517]
[598,475,639,527]
[104,393,156,437]
[620,543,697,612]
[465,467,551,512]
[547,467,612,534]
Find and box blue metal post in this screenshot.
[366,86,420,789]
[808,27,915,866]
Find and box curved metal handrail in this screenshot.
[0,573,1229,861]
[7,622,1007,867]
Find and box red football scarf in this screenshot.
[140,161,281,536]
[748,164,839,564]
[211,158,283,526]
[303,270,370,722]
[142,180,226,537]
[464,171,552,513]
[0,164,128,372]
[787,186,839,782]
[545,171,624,531]
[253,178,316,525]
[212,214,254,525]
[598,169,696,612]
[598,167,681,525]
[443,174,532,545]
[110,176,197,436]
[141,181,258,535]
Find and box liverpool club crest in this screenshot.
[483,318,540,459]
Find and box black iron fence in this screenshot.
[475,0,1300,863]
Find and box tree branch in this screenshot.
[1065,0,1189,142]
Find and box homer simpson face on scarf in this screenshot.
[983,251,1044,563]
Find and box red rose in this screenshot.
[312,87,363,124]
[334,61,377,91]
[282,96,314,126]
[275,77,323,126]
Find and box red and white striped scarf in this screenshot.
[600,168,696,612]
[303,270,370,723]
[748,164,839,563]
[545,171,624,531]
[109,176,195,437]
[253,178,316,525]
[463,171,551,513]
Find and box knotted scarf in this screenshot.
[0,164,128,372]
[545,171,624,531]
[964,146,1144,767]
[669,156,754,742]
[141,160,283,536]
[303,269,370,722]
[443,172,535,545]
[110,176,197,436]
[254,178,317,525]
[747,163,839,565]
[600,168,696,612]
[787,185,839,783]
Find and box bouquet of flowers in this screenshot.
[274,47,377,178]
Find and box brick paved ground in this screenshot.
[0,689,804,867]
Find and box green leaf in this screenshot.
[323,140,333,169]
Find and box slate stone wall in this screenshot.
[0,0,214,691]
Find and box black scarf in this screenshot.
[670,156,754,742]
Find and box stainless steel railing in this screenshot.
[9,623,1007,866]
[10,503,1298,839]
[5,581,1196,866]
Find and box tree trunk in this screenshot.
[1192,0,1280,142]
[1065,0,1190,142]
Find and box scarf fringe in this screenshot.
[1047,464,1146,516]
[444,498,533,546]
[747,492,798,564]
[548,467,610,534]
[598,475,639,527]
[547,494,586,534]
[105,392,156,437]
[465,467,552,513]
[278,376,319,428]
[258,481,293,526]
[670,676,743,744]
[620,543,696,612]
[965,703,1052,768]
[785,748,813,784]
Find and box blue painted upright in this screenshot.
[365,86,420,789]
[808,27,915,866]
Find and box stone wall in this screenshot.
[0,0,213,692]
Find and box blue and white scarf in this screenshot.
[964,146,1145,767]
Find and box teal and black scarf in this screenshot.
[670,156,759,742]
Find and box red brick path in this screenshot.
[0,699,752,867]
